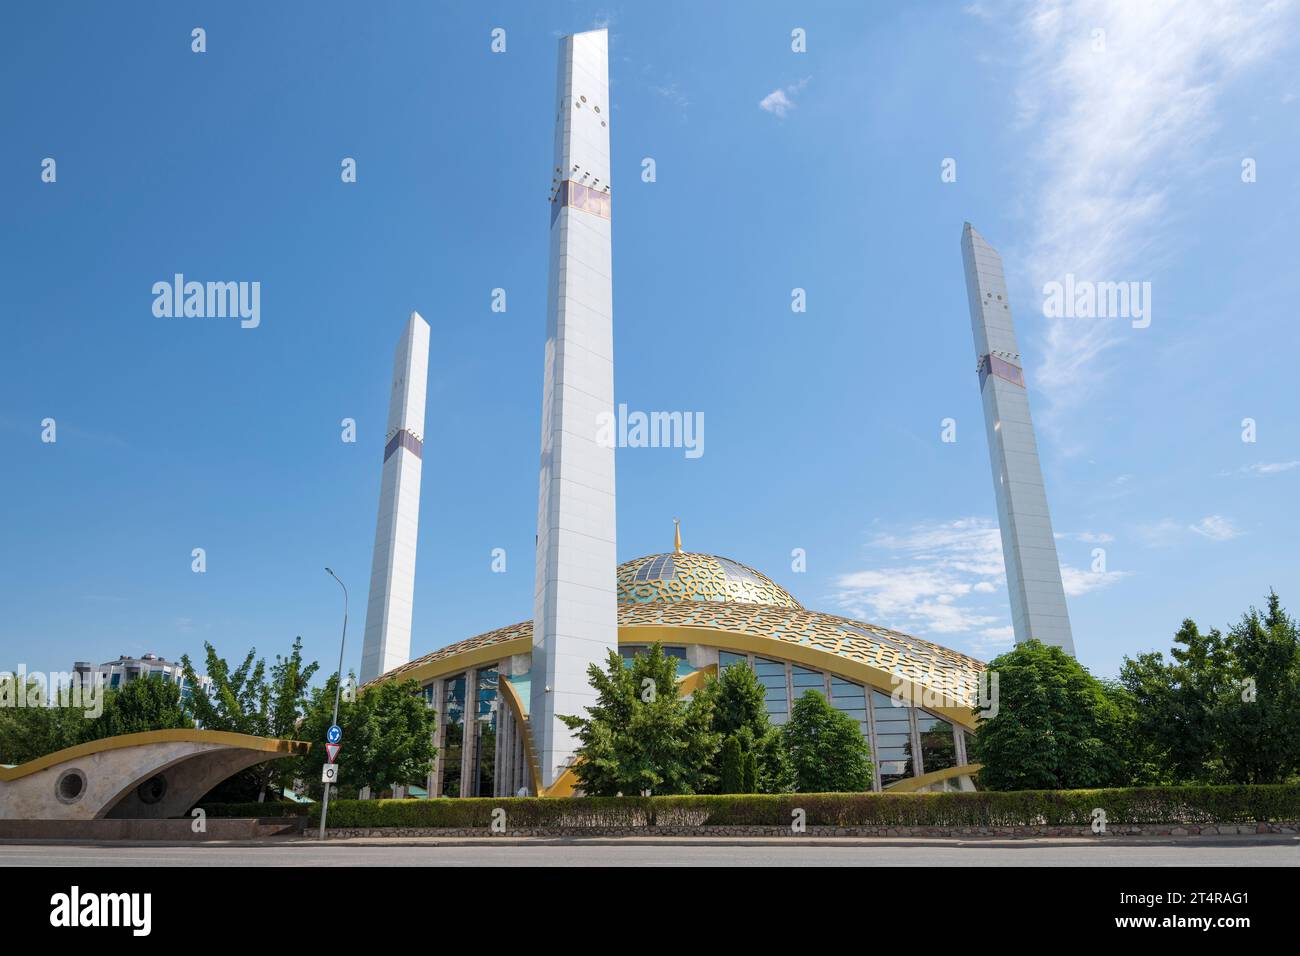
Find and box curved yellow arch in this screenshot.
[0,729,310,782]
[883,763,982,792]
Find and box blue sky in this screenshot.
[2,0,1298,685]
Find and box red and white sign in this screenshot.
[326,743,342,764]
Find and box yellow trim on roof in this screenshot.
[0,729,310,782]
[620,626,978,730]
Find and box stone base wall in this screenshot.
[324,821,1300,839]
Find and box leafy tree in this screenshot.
[782,689,873,792]
[696,660,792,793]
[0,676,83,764]
[86,675,190,739]
[720,735,743,793]
[741,749,758,794]
[181,637,319,800]
[297,674,437,798]
[1217,592,1300,784]
[1119,592,1300,785]
[972,639,1127,791]
[181,644,269,737]
[560,643,720,796]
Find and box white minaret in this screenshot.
[360,311,431,684]
[531,29,618,788]
[961,224,1075,656]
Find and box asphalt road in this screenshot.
[2,838,1296,866]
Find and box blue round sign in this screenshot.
[327,725,342,744]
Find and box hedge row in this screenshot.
[200,784,1300,829]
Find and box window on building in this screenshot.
[790,665,824,707]
[619,645,692,678]
[718,651,748,672]
[871,690,914,786]
[441,674,467,798]
[917,712,957,775]
[754,657,789,725]
[472,667,499,797]
[829,677,868,737]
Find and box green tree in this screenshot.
[298,674,437,798]
[84,675,190,740]
[181,644,269,737]
[0,677,81,764]
[181,638,320,800]
[972,639,1127,791]
[782,689,873,793]
[1119,592,1300,785]
[741,749,758,794]
[1216,592,1300,784]
[696,660,792,793]
[560,643,720,796]
[719,735,743,793]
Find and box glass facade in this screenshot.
[421,649,971,797]
[550,180,612,225]
[872,690,915,787]
[754,657,789,725]
[471,667,499,797]
[441,673,467,798]
[829,676,868,736]
[917,712,957,775]
[620,645,693,679]
[790,665,824,711]
[718,650,748,672]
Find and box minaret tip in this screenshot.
[673,518,682,553]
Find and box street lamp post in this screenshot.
[320,567,348,841]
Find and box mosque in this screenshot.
[356,29,1071,799]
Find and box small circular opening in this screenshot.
[136,775,168,805]
[56,769,86,804]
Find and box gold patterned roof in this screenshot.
[617,552,803,610]
[372,599,984,708]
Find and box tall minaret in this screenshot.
[531,29,618,788]
[961,224,1075,656]
[360,311,431,684]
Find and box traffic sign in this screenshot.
[326,725,342,745]
[321,764,340,785]
[326,743,341,764]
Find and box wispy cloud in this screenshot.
[758,77,810,118]
[1060,564,1129,596]
[1242,460,1300,476]
[1139,514,1243,545]
[1014,0,1292,416]
[1189,514,1242,541]
[831,517,1123,647]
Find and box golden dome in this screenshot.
[616,552,803,610]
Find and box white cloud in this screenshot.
[833,517,1126,646]
[1189,514,1242,541]
[758,89,793,117]
[1243,460,1300,475]
[1059,564,1129,596]
[1014,0,1292,417]
[1056,530,1115,544]
[1138,515,1243,546]
[758,77,810,118]
[832,519,1006,635]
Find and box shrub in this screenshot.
[302,784,1300,829]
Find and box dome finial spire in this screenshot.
[673,517,682,553]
